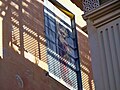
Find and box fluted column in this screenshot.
[83,0,120,90]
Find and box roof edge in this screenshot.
[70,0,83,10]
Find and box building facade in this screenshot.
[0,0,94,90]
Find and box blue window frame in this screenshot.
[44,1,82,90]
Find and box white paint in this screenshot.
[24,50,48,71]
[76,26,88,37]
[56,0,86,27]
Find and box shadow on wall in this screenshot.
[1,0,47,63]
[0,0,95,90]
[0,49,68,90]
[0,0,69,90]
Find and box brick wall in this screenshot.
[0,0,68,90]
[0,48,68,90]
[0,0,94,90]
[77,25,95,90]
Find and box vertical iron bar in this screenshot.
[72,16,83,90]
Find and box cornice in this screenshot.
[83,0,120,28]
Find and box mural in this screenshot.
[57,22,73,85]
[44,1,81,90]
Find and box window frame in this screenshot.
[44,0,82,90]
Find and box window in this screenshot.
[44,0,82,90]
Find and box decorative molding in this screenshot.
[83,0,100,13]
[83,0,120,28]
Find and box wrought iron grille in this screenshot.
[82,0,100,13]
[82,0,112,13]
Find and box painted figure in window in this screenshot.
[57,24,71,62]
[57,22,72,86]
